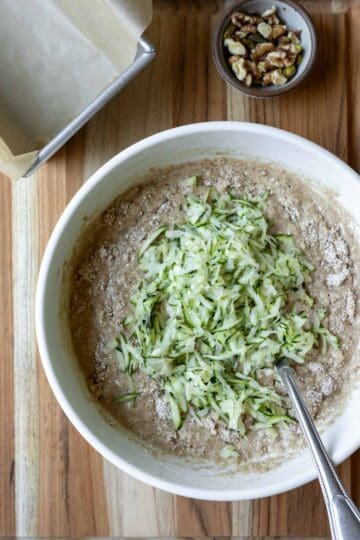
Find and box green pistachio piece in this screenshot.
[243,37,255,49]
[248,33,267,44]
[284,65,296,79]
[223,23,236,39]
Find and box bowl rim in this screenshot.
[36,121,360,501]
[212,0,318,98]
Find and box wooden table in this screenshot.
[1,1,359,537]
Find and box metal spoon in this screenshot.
[277,359,360,540]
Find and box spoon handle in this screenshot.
[278,361,360,540]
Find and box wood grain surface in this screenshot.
[1,0,359,537]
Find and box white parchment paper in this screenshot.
[0,0,152,178]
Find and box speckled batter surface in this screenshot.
[68,158,360,471]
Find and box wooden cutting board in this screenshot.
[1,0,359,537]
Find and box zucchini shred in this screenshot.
[111,180,337,435]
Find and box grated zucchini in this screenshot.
[112,186,337,432]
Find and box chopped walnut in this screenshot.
[272,24,287,39]
[262,6,276,18]
[224,37,246,56]
[267,49,287,67]
[257,21,272,38]
[240,23,257,35]
[223,6,303,88]
[251,42,275,61]
[231,57,247,81]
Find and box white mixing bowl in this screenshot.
[36,122,360,500]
